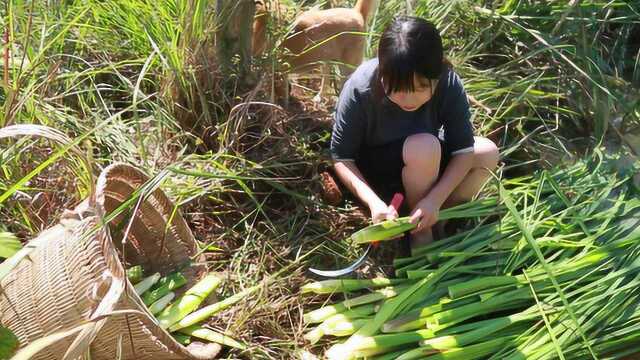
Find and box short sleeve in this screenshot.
[330,79,366,161]
[438,71,475,155]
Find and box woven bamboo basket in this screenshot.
[0,163,220,360]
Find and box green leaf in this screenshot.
[0,325,19,360]
[351,217,416,244]
[0,232,22,259]
[204,243,222,252]
[499,182,595,360]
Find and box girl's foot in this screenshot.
[395,234,412,258]
[410,228,434,249]
[433,220,448,241]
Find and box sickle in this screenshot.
[309,193,405,278]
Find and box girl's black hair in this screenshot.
[378,16,445,93]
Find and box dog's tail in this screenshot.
[354,0,376,22]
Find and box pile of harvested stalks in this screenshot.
[302,154,640,359]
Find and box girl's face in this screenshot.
[385,74,438,112]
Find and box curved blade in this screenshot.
[308,245,372,277]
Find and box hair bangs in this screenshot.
[378,16,445,94]
[379,54,418,94]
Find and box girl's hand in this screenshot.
[370,199,399,224]
[409,198,440,233]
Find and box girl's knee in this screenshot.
[473,136,499,170]
[403,133,441,168]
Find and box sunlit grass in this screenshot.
[0,0,639,358]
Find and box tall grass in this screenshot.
[0,0,639,358]
[367,1,640,170]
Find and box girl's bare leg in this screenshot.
[401,133,441,248]
[402,135,499,248]
[442,136,499,208]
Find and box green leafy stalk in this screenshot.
[126,265,143,284]
[134,273,161,295]
[499,182,596,359]
[178,325,246,350]
[143,272,187,306]
[157,273,222,329]
[301,278,407,294]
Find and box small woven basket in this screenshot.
[0,163,219,360]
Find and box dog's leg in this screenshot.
[283,75,290,108]
[313,63,330,104]
[273,71,290,108]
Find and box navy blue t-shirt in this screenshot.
[330,58,475,162]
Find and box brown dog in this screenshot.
[253,0,376,103]
[284,0,376,102]
[252,0,270,57]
